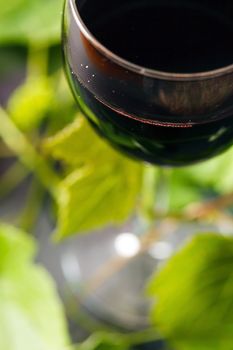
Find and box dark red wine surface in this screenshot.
[83,1,233,74]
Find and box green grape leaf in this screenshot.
[76,332,129,350]
[8,77,54,132]
[0,0,63,45]
[177,146,233,194]
[168,171,202,211]
[147,233,233,350]
[44,116,142,239]
[0,223,70,350]
[43,116,119,167]
[55,158,141,239]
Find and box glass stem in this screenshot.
[155,167,171,215]
[140,165,159,223]
[140,165,171,228]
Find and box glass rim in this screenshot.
[70,0,233,81]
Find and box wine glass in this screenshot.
[61,0,233,334]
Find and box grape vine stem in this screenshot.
[84,193,233,296]
[0,106,61,200]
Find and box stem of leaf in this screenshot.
[0,106,60,200]
[0,141,14,158]
[0,162,28,199]
[19,178,45,232]
[27,44,49,78]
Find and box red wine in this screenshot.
[63,0,233,166]
[81,1,233,74]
